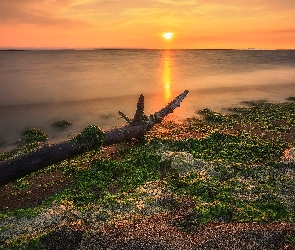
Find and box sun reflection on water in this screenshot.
[162,50,172,101]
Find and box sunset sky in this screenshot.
[1,0,295,49]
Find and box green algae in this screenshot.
[18,128,48,145]
[70,125,105,151]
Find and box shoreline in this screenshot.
[1,95,295,152]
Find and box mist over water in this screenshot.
[0,49,295,147]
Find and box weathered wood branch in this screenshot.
[0,90,189,186]
[118,111,132,124]
[132,94,145,124]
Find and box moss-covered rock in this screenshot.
[287,97,295,101]
[70,125,105,151]
[52,120,72,129]
[18,128,48,145]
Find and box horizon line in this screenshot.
[1,47,295,51]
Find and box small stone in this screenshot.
[60,205,66,210]
[281,148,295,164]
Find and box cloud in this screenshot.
[0,0,84,27]
[196,0,295,12]
[256,0,295,11]
[1,0,293,28]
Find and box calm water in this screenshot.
[1,49,295,148]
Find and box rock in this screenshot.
[52,120,72,128]
[281,148,295,164]
[160,151,206,175]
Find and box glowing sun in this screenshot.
[163,32,173,40]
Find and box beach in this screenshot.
[1,98,295,249]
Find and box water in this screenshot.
[1,49,295,148]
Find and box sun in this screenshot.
[163,32,173,40]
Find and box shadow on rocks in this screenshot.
[40,227,83,250]
[197,230,286,250]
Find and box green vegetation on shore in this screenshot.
[0,100,295,248]
[18,128,49,145]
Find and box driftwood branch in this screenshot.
[132,94,145,124]
[0,90,189,186]
[118,111,132,124]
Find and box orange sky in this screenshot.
[1,0,295,49]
